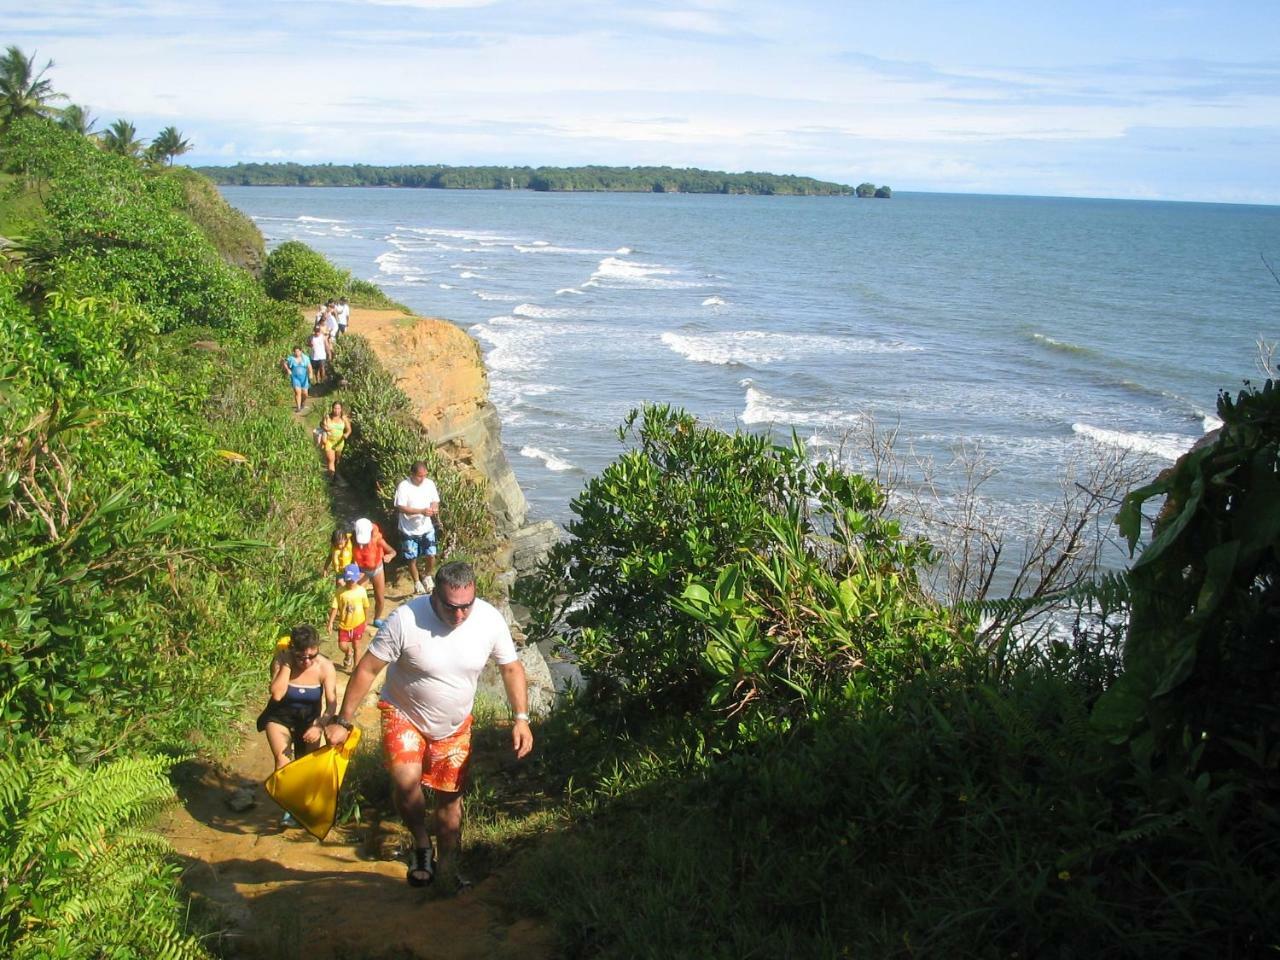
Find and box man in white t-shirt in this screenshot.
[326,561,533,891]
[394,460,440,594]
[336,296,351,337]
[308,327,329,382]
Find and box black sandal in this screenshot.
[407,846,434,887]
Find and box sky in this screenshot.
[4,0,1279,203]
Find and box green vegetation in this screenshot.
[197,162,857,196]
[263,238,350,303]
[264,238,409,311]
[0,112,340,956]
[168,165,266,274]
[0,45,63,127]
[512,398,1278,957]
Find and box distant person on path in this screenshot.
[352,517,396,627]
[336,297,350,338]
[309,325,329,383]
[325,561,533,891]
[394,460,440,594]
[281,346,311,412]
[317,401,352,479]
[258,625,338,826]
[327,563,372,671]
[323,301,340,342]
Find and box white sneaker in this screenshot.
[424,575,435,593]
[414,579,427,594]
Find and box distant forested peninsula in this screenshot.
[196,162,879,196]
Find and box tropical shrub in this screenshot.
[520,404,968,736]
[0,127,336,955]
[0,117,295,341]
[262,239,349,304]
[0,745,210,959]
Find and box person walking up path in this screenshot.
[352,517,396,627]
[394,460,440,594]
[309,325,330,384]
[325,561,533,892]
[282,346,311,412]
[257,625,338,826]
[317,401,352,479]
[328,563,372,671]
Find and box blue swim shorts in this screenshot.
[401,530,437,561]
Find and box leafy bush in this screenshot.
[346,276,409,312]
[0,745,210,959]
[262,239,349,304]
[1,118,295,342]
[520,404,967,737]
[0,117,356,958]
[167,165,266,274]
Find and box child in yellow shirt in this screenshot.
[324,527,354,578]
[327,564,372,671]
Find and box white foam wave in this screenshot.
[702,296,728,307]
[742,384,865,428]
[298,215,344,224]
[459,271,482,279]
[514,303,573,319]
[469,315,581,374]
[375,250,411,275]
[663,330,920,366]
[438,283,455,290]
[473,290,522,302]
[406,226,520,244]
[616,246,633,254]
[590,256,698,289]
[1071,423,1194,461]
[515,243,610,254]
[1201,413,1224,432]
[520,446,577,472]
[555,287,584,296]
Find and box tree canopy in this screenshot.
[197,162,861,196]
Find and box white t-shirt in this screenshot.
[369,596,518,739]
[394,477,439,536]
[337,303,350,328]
[309,333,328,361]
[324,312,339,337]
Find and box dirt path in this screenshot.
[162,384,556,959]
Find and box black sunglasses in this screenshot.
[437,596,475,612]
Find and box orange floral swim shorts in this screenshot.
[379,701,473,793]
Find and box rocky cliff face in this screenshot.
[349,308,563,710]
[351,311,530,532]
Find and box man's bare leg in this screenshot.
[434,790,469,890]
[390,762,432,845]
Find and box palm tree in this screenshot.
[58,103,97,136]
[148,125,192,166]
[0,45,65,126]
[100,118,144,158]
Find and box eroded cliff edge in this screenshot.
[347,307,563,709]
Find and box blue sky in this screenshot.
[5,0,1279,202]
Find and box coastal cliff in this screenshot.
[347,307,563,708]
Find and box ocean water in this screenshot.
[223,187,1279,542]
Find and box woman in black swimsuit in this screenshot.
[258,624,338,772]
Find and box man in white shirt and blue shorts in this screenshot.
[394,461,440,594]
[325,561,533,892]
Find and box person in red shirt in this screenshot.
[352,517,396,626]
